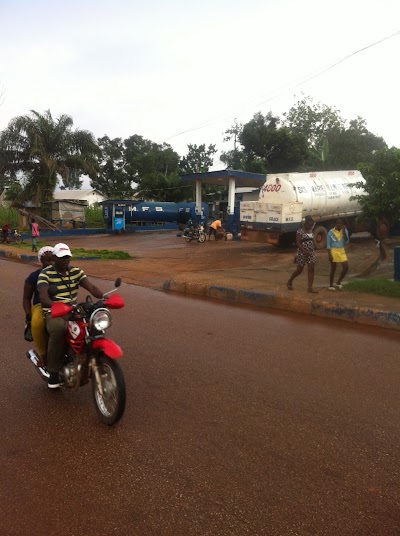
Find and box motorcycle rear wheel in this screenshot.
[92,353,126,425]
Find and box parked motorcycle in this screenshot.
[26,278,126,426]
[0,228,24,244]
[183,222,206,243]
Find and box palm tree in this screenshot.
[0,110,100,205]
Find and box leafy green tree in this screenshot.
[283,96,386,171]
[238,112,309,172]
[324,117,387,170]
[124,134,187,201]
[179,143,217,174]
[221,119,243,170]
[283,94,344,150]
[0,110,100,205]
[91,136,134,198]
[4,178,25,203]
[352,147,400,225]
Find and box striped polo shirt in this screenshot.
[37,265,87,309]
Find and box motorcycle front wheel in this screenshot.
[92,353,126,425]
[198,232,206,243]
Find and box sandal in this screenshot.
[308,288,319,293]
[286,282,293,290]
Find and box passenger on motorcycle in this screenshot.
[37,242,104,389]
[23,246,54,367]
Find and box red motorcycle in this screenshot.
[27,278,126,426]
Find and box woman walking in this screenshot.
[286,215,318,293]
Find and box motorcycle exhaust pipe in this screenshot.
[26,350,50,380]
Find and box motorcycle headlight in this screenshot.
[90,309,111,331]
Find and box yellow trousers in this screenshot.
[31,303,48,358]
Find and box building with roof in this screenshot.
[53,189,105,206]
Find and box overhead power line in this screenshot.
[160,29,400,143]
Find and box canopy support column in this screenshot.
[227,177,236,215]
[195,180,202,216]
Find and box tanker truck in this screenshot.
[239,170,388,249]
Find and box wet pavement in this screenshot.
[2,230,400,330]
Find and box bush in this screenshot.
[0,206,20,228]
[85,206,105,228]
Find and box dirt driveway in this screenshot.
[22,230,396,294]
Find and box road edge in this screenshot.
[163,278,400,331]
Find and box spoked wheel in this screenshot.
[198,232,206,243]
[92,353,126,425]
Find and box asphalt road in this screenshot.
[1,261,400,536]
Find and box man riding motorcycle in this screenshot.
[38,242,104,389]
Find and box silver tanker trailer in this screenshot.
[240,170,389,248]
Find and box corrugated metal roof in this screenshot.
[53,189,104,201]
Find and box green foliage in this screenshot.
[0,206,19,227]
[4,178,25,203]
[345,278,400,298]
[0,95,397,214]
[124,134,187,202]
[221,112,309,173]
[84,206,105,228]
[353,148,400,223]
[0,110,100,205]
[180,143,217,174]
[283,94,345,150]
[6,240,132,260]
[69,248,132,259]
[284,96,386,171]
[92,136,134,198]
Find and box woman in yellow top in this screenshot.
[327,219,349,290]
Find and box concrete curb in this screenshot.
[0,250,37,263]
[4,247,399,332]
[163,279,400,331]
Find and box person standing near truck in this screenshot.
[286,215,318,293]
[327,219,349,290]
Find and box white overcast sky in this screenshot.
[1,0,400,169]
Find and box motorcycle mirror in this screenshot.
[115,277,122,288]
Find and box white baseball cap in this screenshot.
[53,243,72,258]
[37,245,54,262]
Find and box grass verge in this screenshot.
[2,241,132,260]
[345,278,400,298]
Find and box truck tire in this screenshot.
[278,234,295,248]
[313,225,328,249]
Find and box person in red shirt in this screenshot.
[29,216,40,252]
[1,223,11,243]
